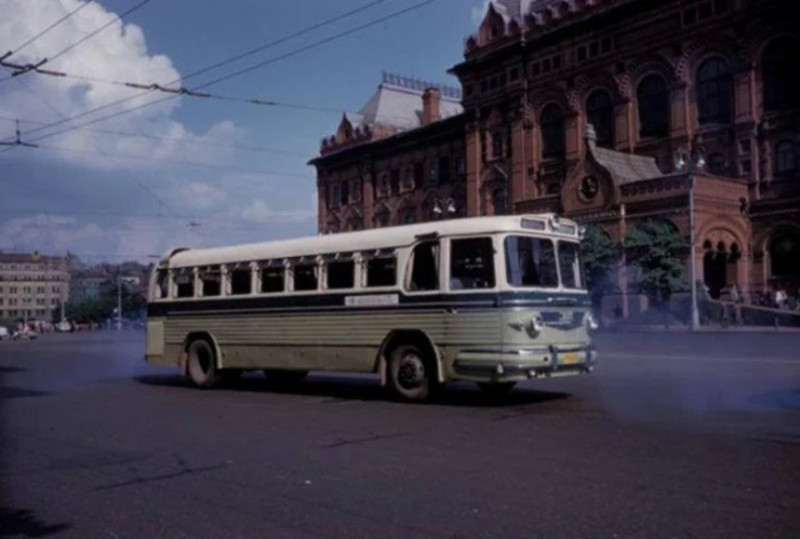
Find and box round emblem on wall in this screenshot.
[579,175,599,201]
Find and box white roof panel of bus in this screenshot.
[166,214,578,268]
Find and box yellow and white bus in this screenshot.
[145,214,598,401]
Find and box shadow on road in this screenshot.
[134,373,570,408]
[0,506,71,537]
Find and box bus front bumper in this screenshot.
[452,345,597,381]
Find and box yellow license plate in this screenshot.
[561,352,581,365]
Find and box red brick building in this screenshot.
[310,0,799,299]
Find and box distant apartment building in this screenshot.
[0,252,70,322]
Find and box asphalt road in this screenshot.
[1,331,798,538]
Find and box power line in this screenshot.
[47,0,153,64]
[1,0,435,147]
[0,65,175,214]
[0,115,310,156]
[5,0,91,57]
[0,0,392,142]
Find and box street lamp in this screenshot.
[431,197,457,220]
[674,141,706,331]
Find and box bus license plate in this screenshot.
[561,352,581,365]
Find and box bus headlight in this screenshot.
[585,312,599,331]
[529,314,545,333]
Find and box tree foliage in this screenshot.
[64,280,146,323]
[624,220,688,304]
[580,225,620,306]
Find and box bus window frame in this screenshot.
[199,265,223,298]
[172,267,197,299]
[501,233,562,291]
[289,256,321,293]
[257,260,287,295]
[556,239,586,291]
[361,249,398,290]
[404,239,442,295]
[226,262,255,296]
[152,268,170,301]
[323,252,357,291]
[445,235,499,293]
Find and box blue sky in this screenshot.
[0,0,490,263]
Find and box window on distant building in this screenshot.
[428,161,439,186]
[762,37,799,112]
[390,169,400,196]
[403,167,414,190]
[637,74,669,138]
[586,88,615,148]
[775,140,796,177]
[492,132,503,159]
[413,163,424,189]
[492,187,508,215]
[540,103,565,158]
[379,173,390,197]
[339,181,349,206]
[697,57,732,124]
[350,179,361,202]
[439,156,450,184]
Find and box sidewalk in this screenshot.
[600,323,800,334]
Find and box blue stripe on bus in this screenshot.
[147,290,590,317]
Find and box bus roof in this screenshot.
[165,214,580,269]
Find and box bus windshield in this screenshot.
[558,241,586,289]
[504,236,559,288]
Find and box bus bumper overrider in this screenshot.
[453,345,597,381]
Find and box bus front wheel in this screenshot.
[388,344,435,402]
[186,338,221,389]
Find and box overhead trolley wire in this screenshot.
[0,0,435,148]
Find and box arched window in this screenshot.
[586,89,614,148]
[775,140,796,176]
[762,38,800,112]
[492,187,508,215]
[697,57,732,124]
[637,74,669,138]
[540,103,565,158]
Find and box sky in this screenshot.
[0,0,492,264]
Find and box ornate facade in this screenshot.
[310,0,799,299]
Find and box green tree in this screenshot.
[624,220,688,306]
[580,225,620,309]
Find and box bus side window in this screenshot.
[450,237,495,289]
[175,269,195,298]
[200,267,221,297]
[155,270,168,299]
[293,262,318,291]
[229,265,252,295]
[260,265,284,293]
[408,240,439,291]
[365,255,396,287]
[327,257,354,290]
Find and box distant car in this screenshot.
[13,329,38,340]
[55,321,72,333]
[0,326,10,340]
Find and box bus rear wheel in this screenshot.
[388,344,435,402]
[186,338,221,389]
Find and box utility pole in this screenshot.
[117,275,122,331]
[675,141,706,331]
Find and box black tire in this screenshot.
[186,338,221,388]
[388,344,436,402]
[477,381,516,397]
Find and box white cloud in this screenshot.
[240,200,316,224]
[0,0,239,169]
